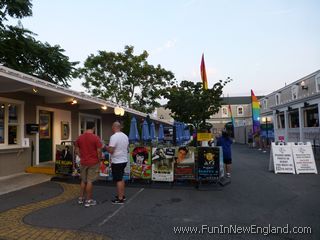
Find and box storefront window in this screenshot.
[79,114,101,137]
[304,106,319,127]
[8,104,18,124]
[0,100,22,146]
[289,110,299,128]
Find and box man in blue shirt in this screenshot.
[216,130,233,178]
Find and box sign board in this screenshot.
[22,138,30,147]
[269,142,295,174]
[151,147,175,182]
[197,133,212,141]
[55,144,74,175]
[26,124,39,134]
[291,142,318,174]
[174,146,196,180]
[130,146,152,179]
[197,147,220,180]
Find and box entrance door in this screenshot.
[39,110,53,162]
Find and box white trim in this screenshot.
[0,97,24,149]
[36,106,71,165]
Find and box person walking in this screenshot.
[105,122,129,204]
[216,130,233,178]
[75,122,102,207]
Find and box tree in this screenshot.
[0,0,78,87]
[0,0,32,28]
[77,45,175,114]
[163,78,231,130]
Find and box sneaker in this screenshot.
[84,199,97,207]
[78,197,84,205]
[115,195,126,201]
[226,173,231,178]
[112,198,124,205]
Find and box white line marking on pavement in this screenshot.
[98,188,144,226]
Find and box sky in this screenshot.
[8,0,320,97]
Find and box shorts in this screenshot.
[80,163,99,183]
[112,162,127,182]
[224,158,232,164]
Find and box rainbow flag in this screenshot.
[228,104,234,126]
[251,89,260,134]
[200,54,208,90]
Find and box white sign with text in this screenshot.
[269,142,295,174]
[291,142,318,174]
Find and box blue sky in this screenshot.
[9,0,320,96]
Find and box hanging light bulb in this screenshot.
[114,106,121,115]
[71,99,78,105]
[101,105,107,110]
[32,87,38,93]
[119,108,125,116]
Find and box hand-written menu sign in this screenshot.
[269,142,295,174]
[291,142,318,174]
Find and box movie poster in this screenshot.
[55,145,74,175]
[174,146,196,180]
[100,149,110,177]
[197,147,220,180]
[130,146,152,179]
[151,147,175,182]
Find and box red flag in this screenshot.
[200,54,208,89]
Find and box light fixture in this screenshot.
[101,105,107,110]
[1,104,4,109]
[32,87,38,93]
[300,81,308,90]
[119,108,125,116]
[71,99,78,105]
[114,106,121,115]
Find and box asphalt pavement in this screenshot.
[0,144,319,240]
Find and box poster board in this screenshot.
[291,142,318,174]
[130,146,152,179]
[269,142,295,174]
[151,147,175,182]
[197,147,220,180]
[55,144,74,175]
[99,150,111,177]
[174,146,196,180]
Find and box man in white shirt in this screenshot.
[105,121,129,204]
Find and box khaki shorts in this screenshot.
[80,163,99,183]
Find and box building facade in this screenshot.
[260,70,320,145]
[0,66,172,178]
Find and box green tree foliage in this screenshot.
[77,45,175,113]
[0,0,77,87]
[164,78,231,129]
[0,0,32,28]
